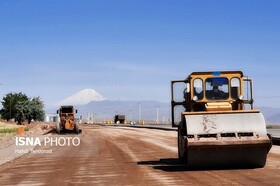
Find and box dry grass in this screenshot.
[0,122,22,133]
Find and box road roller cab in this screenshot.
[171,71,272,168]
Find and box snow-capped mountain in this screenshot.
[57,89,106,106]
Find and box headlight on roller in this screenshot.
[238,95,244,100]
[192,96,198,101]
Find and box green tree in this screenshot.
[0,92,28,121]
[1,93,45,124]
[30,97,45,123]
[14,100,30,124]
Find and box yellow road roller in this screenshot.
[56,105,79,134]
[171,71,271,168]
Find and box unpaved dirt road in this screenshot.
[0,124,279,185]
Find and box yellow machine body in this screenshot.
[171,71,271,168]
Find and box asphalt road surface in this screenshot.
[0,125,279,185]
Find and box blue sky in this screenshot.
[0,0,280,108]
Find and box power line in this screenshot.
[256,96,280,99]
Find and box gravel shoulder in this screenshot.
[0,121,54,165]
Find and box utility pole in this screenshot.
[10,98,11,120]
[128,109,132,123]
[138,103,141,124]
[156,106,159,124]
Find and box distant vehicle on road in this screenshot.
[114,115,125,124]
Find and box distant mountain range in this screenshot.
[257,107,280,124]
[53,89,170,121]
[50,89,280,124]
[77,100,171,122]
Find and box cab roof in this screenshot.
[190,71,243,77]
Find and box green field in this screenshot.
[0,122,21,133]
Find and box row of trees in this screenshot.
[0,92,45,124]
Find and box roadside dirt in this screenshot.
[0,121,54,166]
[0,124,279,185]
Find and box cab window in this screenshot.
[206,77,229,100]
[231,78,240,99]
[193,78,203,100]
